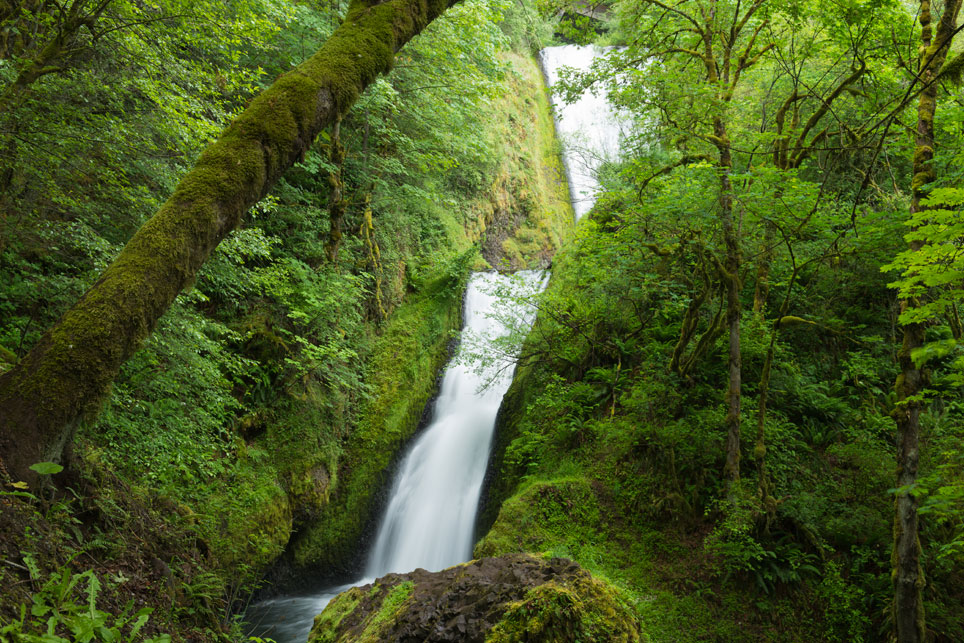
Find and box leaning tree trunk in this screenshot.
[0,0,461,488]
[893,2,961,640]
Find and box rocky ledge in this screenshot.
[308,553,641,642]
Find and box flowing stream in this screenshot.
[245,271,544,642]
[245,44,622,643]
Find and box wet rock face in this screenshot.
[308,553,640,642]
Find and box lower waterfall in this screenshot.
[245,271,544,642]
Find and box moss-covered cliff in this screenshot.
[282,50,574,576]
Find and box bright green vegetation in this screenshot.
[358,581,414,638]
[3,0,964,641]
[0,0,570,638]
[309,586,364,643]
[486,576,640,642]
[290,264,469,570]
[476,52,575,269]
[475,2,964,640]
[476,208,928,640]
[307,581,415,642]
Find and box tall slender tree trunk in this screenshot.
[700,0,745,489]
[0,0,462,488]
[893,2,961,640]
[716,118,742,486]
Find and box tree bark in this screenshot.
[0,0,461,488]
[893,2,961,640]
[701,0,743,486]
[717,124,742,487]
[325,118,347,264]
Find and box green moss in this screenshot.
[308,580,414,643]
[475,358,550,534]
[287,463,333,513]
[359,581,415,639]
[310,586,364,643]
[912,170,934,193]
[291,261,469,569]
[476,478,601,559]
[486,578,641,642]
[200,478,292,571]
[306,556,642,643]
[474,53,575,270]
[912,145,934,167]
[940,51,964,84]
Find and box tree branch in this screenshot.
[0,0,463,488]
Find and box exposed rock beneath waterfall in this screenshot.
[307,553,640,642]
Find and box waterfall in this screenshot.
[246,45,622,643]
[540,44,626,220]
[366,271,543,576]
[245,271,544,642]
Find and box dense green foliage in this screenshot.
[1,0,571,638]
[3,0,964,640]
[477,1,964,641]
[479,202,918,640]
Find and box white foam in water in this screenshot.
[540,45,627,220]
[245,271,545,642]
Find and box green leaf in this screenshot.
[29,462,64,476]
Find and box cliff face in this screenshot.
[286,50,574,576]
[308,553,640,643]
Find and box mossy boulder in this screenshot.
[203,479,293,571]
[307,553,641,642]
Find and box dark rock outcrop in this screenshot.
[308,553,640,642]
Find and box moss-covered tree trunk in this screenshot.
[634,0,771,490]
[893,2,961,640]
[0,0,461,488]
[716,122,742,487]
[699,0,744,487]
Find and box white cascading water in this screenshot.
[540,44,626,220]
[245,271,545,642]
[366,270,544,576]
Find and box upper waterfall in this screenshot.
[540,45,627,219]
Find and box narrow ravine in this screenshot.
[366,271,546,578]
[245,271,545,642]
[245,45,624,643]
